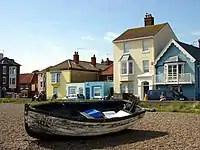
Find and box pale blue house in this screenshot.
[154,39,200,100]
[84,81,113,99]
[66,81,113,100]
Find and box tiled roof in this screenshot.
[19,73,34,84]
[0,57,21,66]
[48,59,108,72]
[100,63,113,75]
[176,41,200,60]
[113,23,168,42]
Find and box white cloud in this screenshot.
[104,32,119,41]
[81,36,94,41]
[191,31,200,36]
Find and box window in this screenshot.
[9,67,16,75]
[107,76,112,81]
[40,82,43,88]
[68,87,76,97]
[94,87,101,98]
[121,61,133,75]
[120,82,134,93]
[3,66,6,74]
[124,43,130,54]
[2,76,6,84]
[143,60,149,73]
[168,65,177,80]
[53,87,58,95]
[121,61,127,74]
[51,72,60,83]
[9,78,15,85]
[142,40,149,53]
[79,87,83,94]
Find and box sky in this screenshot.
[0,0,200,73]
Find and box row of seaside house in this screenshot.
[2,13,200,101]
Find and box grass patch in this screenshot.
[139,101,200,114]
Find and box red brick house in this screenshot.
[99,63,113,81]
[19,72,38,98]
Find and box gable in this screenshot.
[155,39,196,66]
[155,42,194,66]
[100,64,113,75]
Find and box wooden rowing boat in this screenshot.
[24,100,146,139]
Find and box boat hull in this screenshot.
[24,102,146,138]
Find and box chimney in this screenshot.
[198,39,200,48]
[106,58,110,65]
[91,55,96,66]
[73,51,79,64]
[144,13,154,26]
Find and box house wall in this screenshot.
[113,38,154,95]
[195,61,200,100]
[154,24,178,59]
[156,84,196,100]
[66,83,85,97]
[38,72,46,93]
[71,70,99,83]
[104,81,114,96]
[46,70,71,99]
[156,44,195,75]
[84,82,105,99]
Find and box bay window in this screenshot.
[51,72,60,83]
[165,63,184,82]
[121,60,134,75]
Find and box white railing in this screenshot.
[155,73,194,84]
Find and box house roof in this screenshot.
[176,41,200,60]
[154,39,197,65]
[48,59,108,72]
[113,23,168,42]
[100,63,113,75]
[0,57,21,66]
[19,73,34,84]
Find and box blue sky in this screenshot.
[0,0,200,73]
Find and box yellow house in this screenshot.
[113,13,178,100]
[45,52,109,99]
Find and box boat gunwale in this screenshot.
[25,100,146,123]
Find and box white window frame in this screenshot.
[3,66,6,74]
[142,39,149,53]
[93,87,101,98]
[9,66,16,75]
[121,60,134,75]
[51,72,60,83]
[164,63,185,82]
[2,76,6,84]
[124,42,130,54]
[68,87,77,97]
[9,77,16,85]
[120,82,134,93]
[78,87,83,95]
[107,76,112,81]
[143,60,149,73]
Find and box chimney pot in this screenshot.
[144,13,154,26]
[91,55,96,66]
[73,51,79,64]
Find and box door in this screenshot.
[86,88,90,99]
[143,82,149,97]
